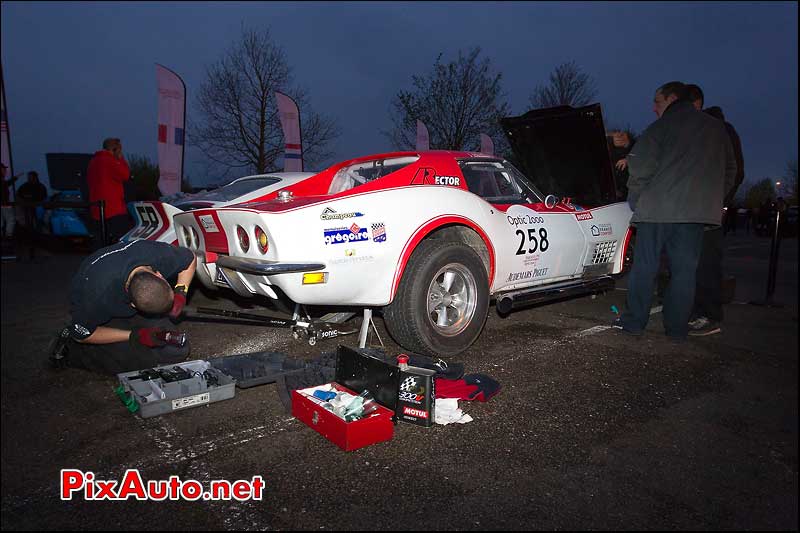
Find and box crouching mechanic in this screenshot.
[56,240,197,375]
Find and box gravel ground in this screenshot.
[1,232,797,530]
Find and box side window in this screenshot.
[328,156,419,194]
[459,160,544,204]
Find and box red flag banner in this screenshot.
[1,66,13,178]
[156,64,186,196]
[275,91,303,172]
[479,133,494,156]
[416,120,429,151]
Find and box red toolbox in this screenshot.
[292,383,394,451]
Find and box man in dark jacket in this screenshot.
[685,84,745,336]
[614,81,737,340]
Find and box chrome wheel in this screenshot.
[426,263,478,337]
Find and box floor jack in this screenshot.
[182,304,370,347]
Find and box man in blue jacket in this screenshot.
[614,81,737,340]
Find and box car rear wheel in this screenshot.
[384,239,489,357]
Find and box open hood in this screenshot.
[501,104,617,207]
[45,153,93,194]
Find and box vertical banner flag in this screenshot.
[416,120,430,151]
[1,65,14,182]
[156,64,186,196]
[275,91,303,172]
[479,133,494,156]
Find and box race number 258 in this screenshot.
[515,227,549,255]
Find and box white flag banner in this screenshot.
[1,69,13,178]
[156,64,186,196]
[275,91,303,172]
[416,120,430,151]
[479,133,494,156]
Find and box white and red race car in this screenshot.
[174,104,633,356]
[120,172,315,245]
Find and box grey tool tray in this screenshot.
[117,360,235,418]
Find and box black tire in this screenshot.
[384,239,489,357]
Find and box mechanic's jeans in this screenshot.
[68,316,190,375]
[692,227,724,322]
[620,223,705,338]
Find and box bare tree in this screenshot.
[191,27,339,178]
[384,47,511,153]
[529,60,598,109]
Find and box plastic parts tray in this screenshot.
[116,360,235,418]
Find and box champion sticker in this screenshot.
[198,215,219,232]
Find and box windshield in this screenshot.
[459,159,544,205]
[188,177,281,202]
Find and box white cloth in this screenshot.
[434,398,473,425]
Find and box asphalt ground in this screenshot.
[1,231,797,530]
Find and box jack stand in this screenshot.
[357,309,384,349]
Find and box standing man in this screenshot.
[16,170,48,232]
[1,163,20,239]
[685,84,745,336]
[614,81,737,340]
[56,240,196,375]
[87,137,132,249]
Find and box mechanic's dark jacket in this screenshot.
[68,240,194,340]
[704,106,745,208]
[626,100,737,226]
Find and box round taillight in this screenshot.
[237,225,250,252]
[182,226,192,247]
[191,227,199,249]
[254,226,268,254]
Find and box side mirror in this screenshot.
[544,194,559,209]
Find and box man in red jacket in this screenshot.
[87,137,132,249]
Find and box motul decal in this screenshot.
[410,167,460,186]
[402,406,429,419]
[575,212,593,221]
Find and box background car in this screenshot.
[120,172,315,244]
[173,104,633,357]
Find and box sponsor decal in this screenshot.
[591,223,613,237]
[410,167,462,187]
[402,406,429,419]
[371,222,387,242]
[329,255,375,265]
[506,214,545,227]
[198,215,219,232]
[320,207,364,221]
[434,175,460,186]
[345,249,356,257]
[323,226,369,245]
[575,211,593,221]
[506,267,549,282]
[523,253,541,267]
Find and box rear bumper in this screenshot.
[193,252,325,299]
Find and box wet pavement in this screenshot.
[1,232,797,530]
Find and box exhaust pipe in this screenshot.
[496,276,615,315]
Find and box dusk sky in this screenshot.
[2,1,797,194]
